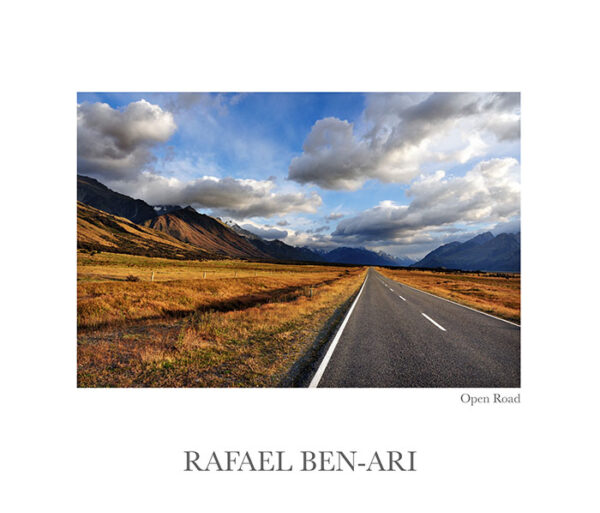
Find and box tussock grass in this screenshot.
[376,267,520,323]
[79,275,351,332]
[77,251,335,282]
[77,265,365,387]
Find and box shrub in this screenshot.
[125,274,140,282]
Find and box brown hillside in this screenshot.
[77,202,214,260]
[143,207,271,259]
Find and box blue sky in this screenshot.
[77,92,521,259]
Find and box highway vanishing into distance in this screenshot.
[310,268,520,388]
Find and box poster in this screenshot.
[3,1,598,511]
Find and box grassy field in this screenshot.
[376,267,520,323]
[78,251,332,282]
[77,251,365,387]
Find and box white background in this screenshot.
[2,1,599,511]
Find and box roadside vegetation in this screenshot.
[376,267,520,323]
[77,251,365,387]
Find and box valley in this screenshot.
[76,173,520,387]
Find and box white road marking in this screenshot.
[381,280,404,300]
[309,272,369,388]
[422,313,446,331]
[378,272,520,327]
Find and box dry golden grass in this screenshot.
[77,260,365,387]
[376,267,520,323]
[78,252,355,330]
[78,251,334,282]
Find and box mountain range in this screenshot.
[77,174,517,270]
[320,247,413,267]
[412,232,520,271]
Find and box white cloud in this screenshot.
[288,92,520,190]
[332,157,520,243]
[78,99,322,219]
[288,117,379,190]
[239,222,288,240]
[282,229,333,249]
[112,172,322,219]
[77,99,177,180]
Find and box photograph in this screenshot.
[77,92,520,388]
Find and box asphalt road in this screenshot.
[313,268,520,388]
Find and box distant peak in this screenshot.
[467,231,495,244]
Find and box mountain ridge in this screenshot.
[143,208,272,260]
[78,175,484,268]
[77,175,158,223]
[77,202,213,259]
[412,232,520,271]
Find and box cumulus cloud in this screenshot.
[114,172,322,219]
[288,117,378,190]
[288,92,520,190]
[283,230,334,250]
[239,223,288,240]
[78,99,322,219]
[276,220,290,226]
[325,212,345,221]
[77,100,177,180]
[332,157,520,244]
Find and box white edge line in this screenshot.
[422,312,447,331]
[380,273,520,327]
[309,271,369,388]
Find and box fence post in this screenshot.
[203,271,206,279]
[151,271,154,282]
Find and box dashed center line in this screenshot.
[422,313,446,331]
[380,279,407,302]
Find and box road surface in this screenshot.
[312,268,520,387]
